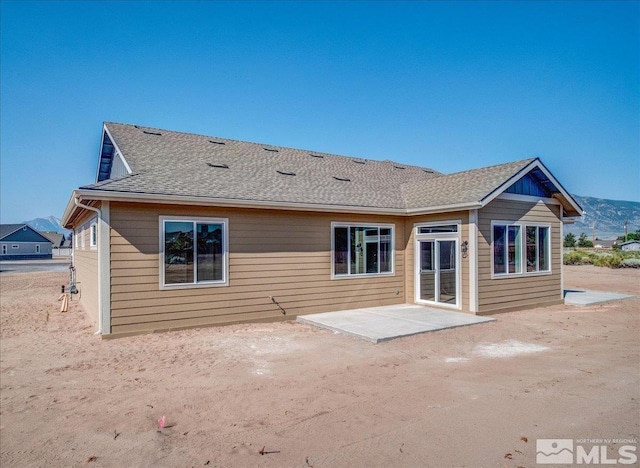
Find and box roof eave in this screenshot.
[66,189,487,219]
[65,189,410,218]
[61,190,82,228]
[405,202,483,216]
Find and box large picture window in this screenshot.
[333,224,393,277]
[161,217,228,287]
[493,222,550,276]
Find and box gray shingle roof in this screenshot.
[79,122,541,213]
[0,224,26,239]
[401,159,535,210]
[41,231,64,247]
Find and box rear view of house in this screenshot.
[62,122,583,338]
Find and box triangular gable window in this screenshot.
[505,170,553,198]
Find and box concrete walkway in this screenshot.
[564,289,635,306]
[297,304,496,343]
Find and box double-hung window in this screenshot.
[525,226,550,272]
[332,223,394,277]
[161,217,228,288]
[493,222,550,276]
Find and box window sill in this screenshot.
[160,281,229,291]
[332,272,395,280]
[491,270,552,279]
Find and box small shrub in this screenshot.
[564,249,640,267]
[564,251,592,265]
[621,258,640,268]
[593,254,623,268]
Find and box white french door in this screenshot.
[416,236,460,308]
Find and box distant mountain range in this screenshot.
[566,195,640,240]
[21,194,640,241]
[24,216,71,236]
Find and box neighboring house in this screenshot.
[41,231,73,257]
[0,224,53,260]
[62,122,584,337]
[620,240,640,251]
[594,239,616,249]
[41,231,66,248]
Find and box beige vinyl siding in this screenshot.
[477,198,562,313]
[404,212,470,311]
[74,212,99,325]
[109,202,406,336]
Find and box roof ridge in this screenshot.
[103,122,441,173]
[445,157,537,177]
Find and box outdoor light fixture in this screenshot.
[461,240,469,258]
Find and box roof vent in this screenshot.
[423,169,434,174]
[276,170,296,176]
[263,147,279,152]
[209,140,226,145]
[309,153,324,158]
[143,130,162,136]
[207,163,229,169]
[393,165,405,170]
[352,160,366,164]
[333,176,351,182]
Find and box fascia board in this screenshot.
[69,189,483,218]
[71,189,407,216]
[404,202,482,215]
[61,190,81,228]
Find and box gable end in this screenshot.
[97,131,115,182]
[96,126,131,182]
[504,169,553,198]
[482,159,583,218]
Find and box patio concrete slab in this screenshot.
[297,304,496,343]
[564,289,635,306]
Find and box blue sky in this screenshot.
[1,1,638,223]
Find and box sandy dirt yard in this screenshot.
[1,265,638,467]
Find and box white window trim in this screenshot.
[524,224,552,274]
[80,226,85,250]
[159,215,229,290]
[2,244,7,254]
[12,244,19,249]
[413,221,462,310]
[331,222,395,279]
[415,220,461,236]
[36,244,40,253]
[90,221,98,249]
[491,220,552,279]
